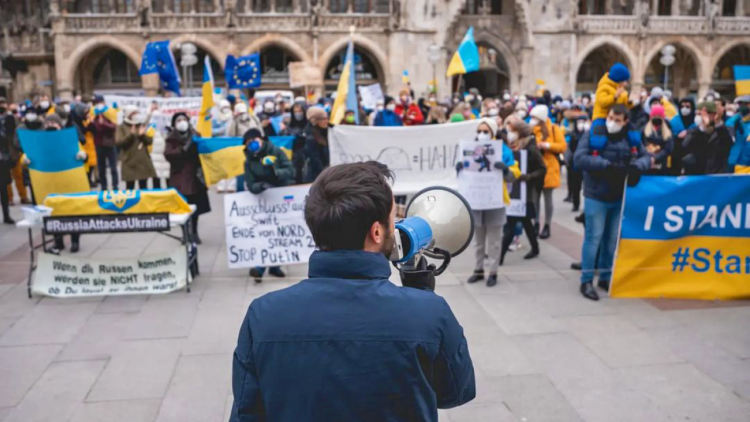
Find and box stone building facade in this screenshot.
[1,0,749,102]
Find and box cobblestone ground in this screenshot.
[1,187,749,422]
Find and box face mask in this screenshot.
[506,131,518,143]
[264,104,274,112]
[477,132,491,142]
[63,104,71,113]
[516,110,527,119]
[739,106,750,117]
[248,140,261,153]
[652,118,662,126]
[488,108,499,117]
[39,101,50,109]
[576,121,585,132]
[726,111,735,117]
[694,115,704,128]
[681,107,692,116]
[606,120,622,134]
[294,112,305,121]
[582,98,590,105]
[130,113,144,124]
[631,98,640,106]
[465,95,474,102]
[25,113,38,122]
[376,105,384,111]
[503,94,511,101]
[529,118,540,127]
[345,115,355,124]
[400,97,409,104]
[386,104,396,112]
[175,120,189,132]
[584,122,591,131]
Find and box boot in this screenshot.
[54,237,65,251]
[70,241,80,253]
[597,279,611,292]
[192,232,202,245]
[523,249,539,260]
[249,267,263,283]
[467,270,484,283]
[269,267,286,278]
[580,282,599,301]
[539,225,551,239]
[571,262,582,271]
[575,213,585,224]
[486,274,498,287]
[3,216,14,225]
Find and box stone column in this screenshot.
[698,80,710,99]
[142,73,161,96]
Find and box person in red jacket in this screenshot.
[394,89,424,126]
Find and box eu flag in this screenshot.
[140,40,181,95]
[225,54,261,89]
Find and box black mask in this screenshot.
[740,106,750,117]
[652,118,662,126]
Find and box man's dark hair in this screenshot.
[610,104,629,120]
[305,162,394,251]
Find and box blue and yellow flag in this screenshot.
[17,128,89,205]
[197,56,215,138]
[330,38,358,125]
[269,136,295,160]
[446,27,480,78]
[196,136,296,186]
[225,54,261,89]
[733,65,750,96]
[44,189,191,216]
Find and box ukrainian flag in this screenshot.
[446,27,480,78]
[269,136,295,160]
[196,136,296,186]
[17,128,89,204]
[197,56,215,138]
[330,38,359,125]
[734,65,750,96]
[44,189,191,216]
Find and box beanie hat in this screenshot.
[234,103,248,114]
[219,99,231,110]
[650,104,665,118]
[529,105,549,122]
[44,113,63,127]
[384,96,395,105]
[306,106,327,122]
[697,101,716,113]
[608,63,630,83]
[650,86,664,99]
[477,117,498,136]
[226,94,236,104]
[243,128,264,142]
[450,113,465,123]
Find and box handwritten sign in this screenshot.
[224,186,314,269]
[33,247,188,298]
[507,150,528,217]
[288,61,323,88]
[103,95,202,134]
[457,140,505,210]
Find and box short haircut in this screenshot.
[610,104,629,120]
[305,162,394,251]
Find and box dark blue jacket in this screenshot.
[230,250,475,422]
[373,110,403,127]
[574,126,652,202]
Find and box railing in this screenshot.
[234,13,311,31]
[578,15,750,35]
[60,13,141,33]
[648,16,707,33]
[149,13,226,31]
[0,28,53,57]
[316,13,391,31]
[578,16,639,34]
[715,17,750,34]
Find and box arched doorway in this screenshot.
[454,43,510,97]
[644,44,698,99]
[171,47,224,96]
[75,47,142,96]
[323,46,384,94]
[257,45,300,90]
[576,44,630,94]
[712,44,750,99]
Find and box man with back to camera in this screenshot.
[229,161,475,422]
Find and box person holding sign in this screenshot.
[243,128,295,283]
[456,118,519,287]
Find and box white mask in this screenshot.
[529,118,540,127]
[605,120,623,134]
[506,131,519,143]
[584,122,592,131]
[631,98,640,106]
[726,111,735,117]
[376,105,384,111]
[25,113,38,122]
[694,115,704,128]
[63,104,71,113]
[386,104,396,112]
[681,107,692,116]
[130,113,144,124]
[582,98,590,105]
[264,104,274,112]
[516,110,527,119]
[477,132,491,142]
[576,121,585,132]
[175,120,189,132]
[39,101,50,109]
[503,94,511,101]
[488,108,499,117]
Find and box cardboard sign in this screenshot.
[457,140,505,211]
[288,62,323,88]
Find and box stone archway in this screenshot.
[318,35,389,91]
[643,40,703,99]
[574,40,636,94]
[242,35,311,63]
[711,41,750,99]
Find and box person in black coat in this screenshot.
[641,105,674,174]
[567,115,589,212]
[682,102,733,175]
[0,97,16,224]
[302,106,330,182]
[288,101,308,184]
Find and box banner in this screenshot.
[17,128,90,204]
[288,61,323,88]
[224,186,314,269]
[611,175,750,300]
[44,189,191,216]
[358,83,384,110]
[103,95,202,133]
[329,121,479,195]
[507,150,528,218]
[457,140,505,210]
[44,214,169,234]
[196,136,294,186]
[32,247,188,298]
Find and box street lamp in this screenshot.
[427,45,442,94]
[660,44,676,91]
[180,42,198,96]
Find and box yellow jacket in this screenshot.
[534,120,567,189]
[593,73,629,121]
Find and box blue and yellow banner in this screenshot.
[17,128,90,204]
[611,175,750,300]
[734,65,750,96]
[196,136,295,186]
[44,189,191,216]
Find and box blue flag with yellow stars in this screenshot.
[225,54,261,89]
[140,40,181,95]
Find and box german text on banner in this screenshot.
[329,121,479,195]
[224,186,314,269]
[33,246,188,298]
[17,128,89,204]
[44,189,191,216]
[611,175,750,300]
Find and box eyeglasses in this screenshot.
[477,130,491,135]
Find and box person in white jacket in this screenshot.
[227,102,263,138]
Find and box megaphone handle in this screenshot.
[431,248,451,276]
[399,256,436,291]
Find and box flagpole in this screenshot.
[456,74,463,97]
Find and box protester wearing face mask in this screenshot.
[574,105,652,301]
[0,97,18,223]
[302,106,330,182]
[286,102,308,184]
[89,96,119,190]
[368,99,384,126]
[116,105,156,190]
[212,99,234,137]
[528,105,566,240]
[514,101,529,121]
[682,101,733,175]
[227,102,263,138]
[242,128,295,282]
[373,96,403,127]
[641,105,674,174]
[37,95,53,116]
[394,90,424,126]
[726,96,750,174]
[164,113,211,244]
[456,118,520,287]
[628,92,649,130]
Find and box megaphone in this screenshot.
[390,187,475,290]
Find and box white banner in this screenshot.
[358,83,384,110]
[457,140,505,211]
[33,247,188,298]
[224,185,315,269]
[507,150,528,217]
[103,95,203,134]
[329,121,479,195]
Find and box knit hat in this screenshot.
[560,100,572,109]
[697,101,716,113]
[515,101,528,111]
[44,113,63,127]
[477,117,498,136]
[306,106,327,122]
[384,96,395,105]
[608,63,630,83]
[450,113,465,123]
[650,86,664,99]
[529,105,549,122]
[243,128,264,142]
[234,103,248,114]
[650,104,665,118]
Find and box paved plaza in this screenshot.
[0,188,749,422]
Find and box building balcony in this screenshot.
[0,28,53,58]
[57,13,142,34]
[234,13,312,32]
[577,15,750,35]
[149,13,227,32]
[315,13,392,32]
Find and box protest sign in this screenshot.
[288,61,323,88]
[506,150,528,217]
[611,175,750,300]
[329,121,479,195]
[358,83,384,110]
[32,247,188,298]
[224,185,314,269]
[103,95,202,133]
[457,140,505,210]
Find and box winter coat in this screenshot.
[115,124,157,182]
[471,142,520,227]
[509,136,547,218]
[0,113,15,185]
[229,250,475,422]
[534,120,567,189]
[373,110,404,127]
[227,115,263,138]
[682,125,733,175]
[574,125,652,202]
[243,140,295,194]
[164,129,206,196]
[727,114,750,170]
[641,122,674,173]
[89,115,117,147]
[629,105,650,130]
[592,73,629,121]
[150,132,170,179]
[394,103,424,126]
